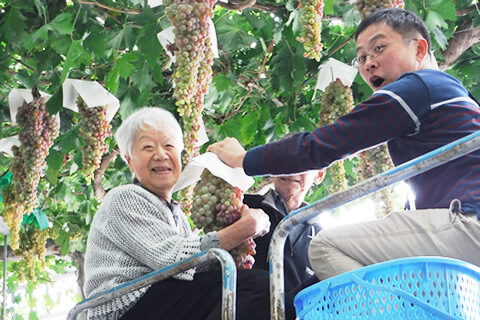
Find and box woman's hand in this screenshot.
[238,205,270,238]
[217,205,271,251]
[207,137,246,169]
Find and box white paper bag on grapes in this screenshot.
[157,19,219,64]
[62,79,119,123]
[8,89,56,125]
[313,57,358,100]
[174,152,257,269]
[0,136,20,157]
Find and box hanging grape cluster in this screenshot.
[13,225,50,282]
[358,144,394,217]
[2,91,59,250]
[164,0,216,214]
[318,79,355,193]
[296,0,324,61]
[191,170,256,269]
[355,0,405,19]
[77,97,111,185]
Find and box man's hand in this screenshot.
[207,137,246,168]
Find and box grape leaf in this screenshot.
[240,109,258,145]
[424,0,456,30]
[212,73,232,92]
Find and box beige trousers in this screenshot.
[308,201,480,280]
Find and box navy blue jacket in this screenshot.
[244,189,320,296]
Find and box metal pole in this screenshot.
[2,235,6,320]
[269,130,480,320]
[67,248,237,320]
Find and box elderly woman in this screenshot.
[84,107,282,320]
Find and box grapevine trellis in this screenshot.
[0,0,477,316]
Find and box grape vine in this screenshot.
[191,169,256,269]
[2,91,59,250]
[296,0,324,61]
[77,97,112,185]
[164,0,216,214]
[355,0,405,19]
[318,79,355,193]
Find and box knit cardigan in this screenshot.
[84,184,203,319]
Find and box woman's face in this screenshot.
[126,125,182,201]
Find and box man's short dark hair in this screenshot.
[354,8,432,51]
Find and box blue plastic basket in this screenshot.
[294,257,480,319]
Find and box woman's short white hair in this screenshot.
[115,107,184,162]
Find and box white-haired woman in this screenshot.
[84,107,288,320]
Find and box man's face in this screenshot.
[273,171,321,202]
[355,22,422,91]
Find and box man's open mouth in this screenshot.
[371,76,385,89]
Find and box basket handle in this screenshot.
[351,274,461,320]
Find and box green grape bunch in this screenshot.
[319,79,355,193]
[296,0,324,61]
[191,169,256,268]
[355,0,405,19]
[318,78,354,127]
[13,226,50,281]
[359,144,394,217]
[77,97,112,185]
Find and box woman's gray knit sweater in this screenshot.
[84,184,204,319]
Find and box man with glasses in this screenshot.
[208,8,480,280]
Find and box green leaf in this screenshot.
[212,73,232,92]
[48,12,74,35]
[46,149,64,171]
[0,171,12,202]
[118,87,141,120]
[240,110,258,145]
[215,16,257,53]
[137,22,163,67]
[0,4,28,45]
[431,27,448,50]
[105,29,125,57]
[83,25,107,58]
[424,0,456,30]
[151,63,164,85]
[56,129,82,154]
[323,0,335,15]
[106,53,138,93]
[292,49,307,85]
[46,89,63,115]
[57,229,71,256]
[61,40,92,83]
[131,61,156,92]
[46,166,59,184]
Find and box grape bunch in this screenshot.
[229,238,256,269]
[13,225,50,281]
[318,79,355,193]
[296,0,324,61]
[5,92,59,250]
[191,169,256,268]
[1,184,22,249]
[164,0,216,213]
[355,0,405,19]
[77,97,111,185]
[358,144,394,217]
